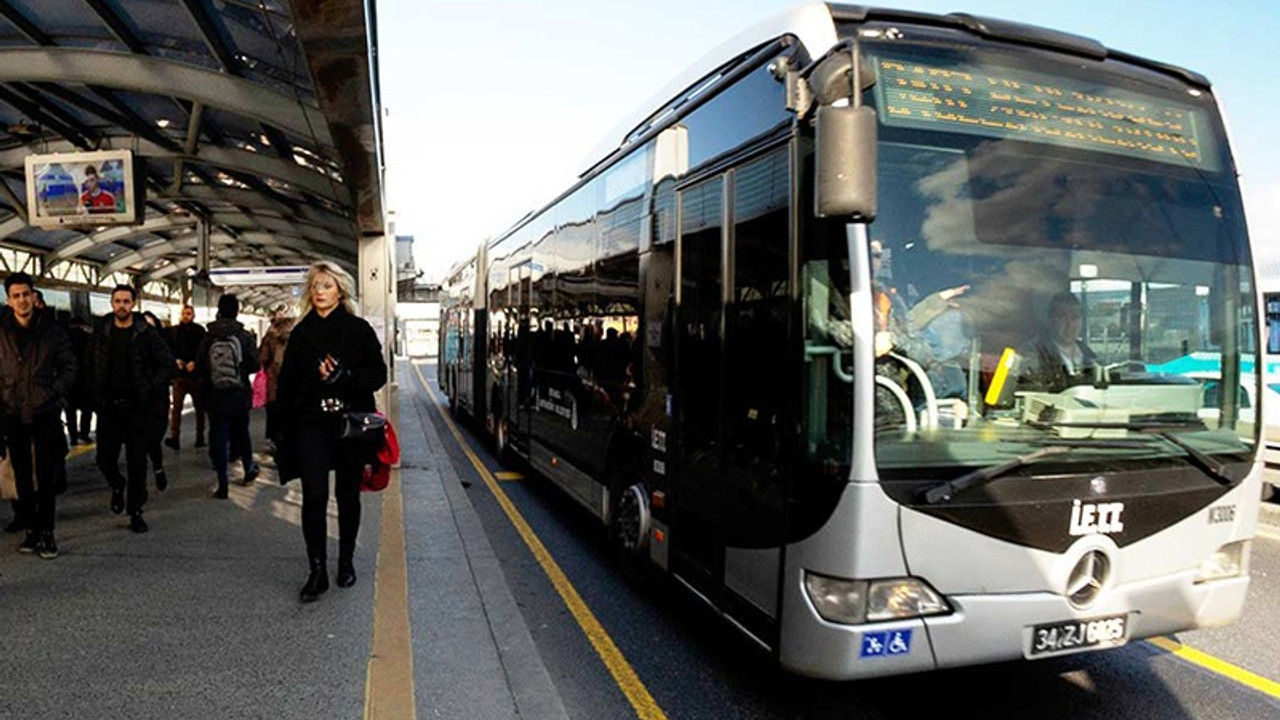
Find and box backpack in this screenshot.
[208,334,244,390]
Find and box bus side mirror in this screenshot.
[815,104,876,221]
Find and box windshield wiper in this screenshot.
[1146,431,1234,487]
[1030,420,1235,486]
[919,445,1076,504]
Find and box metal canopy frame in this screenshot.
[0,0,382,312]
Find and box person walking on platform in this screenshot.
[90,285,174,533]
[64,316,94,445]
[141,311,171,491]
[196,293,260,499]
[277,261,386,602]
[1,305,19,535]
[257,309,294,454]
[0,273,76,558]
[164,304,207,450]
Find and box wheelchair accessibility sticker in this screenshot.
[860,629,912,658]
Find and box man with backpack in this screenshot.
[196,293,261,499]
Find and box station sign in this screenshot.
[208,266,309,287]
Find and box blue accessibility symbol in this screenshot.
[860,629,912,658]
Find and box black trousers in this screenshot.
[7,415,65,532]
[264,400,281,442]
[295,417,364,565]
[95,404,150,515]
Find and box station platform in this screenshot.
[0,360,568,720]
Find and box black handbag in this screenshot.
[341,411,386,441]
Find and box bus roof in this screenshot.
[582,2,1211,178]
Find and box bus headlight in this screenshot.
[804,572,951,625]
[804,572,867,625]
[866,578,951,621]
[1195,540,1249,583]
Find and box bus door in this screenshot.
[672,175,725,593]
[719,149,791,642]
[504,262,534,455]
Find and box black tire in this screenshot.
[494,416,512,466]
[610,482,647,553]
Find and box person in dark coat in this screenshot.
[195,293,261,499]
[141,311,171,491]
[63,316,94,445]
[90,285,174,533]
[276,261,386,602]
[164,304,207,449]
[0,273,77,557]
[0,305,19,534]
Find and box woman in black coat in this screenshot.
[276,261,387,602]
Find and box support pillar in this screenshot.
[359,231,395,411]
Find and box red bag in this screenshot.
[361,413,400,492]
[251,371,268,409]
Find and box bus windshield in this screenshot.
[803,40,1257,487]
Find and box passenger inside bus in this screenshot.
[869,239,969,363]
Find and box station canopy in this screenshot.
[0,0,382,312]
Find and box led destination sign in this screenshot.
[873,53,1219,171]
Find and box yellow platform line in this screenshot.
[495,471,524,482]
[363,462,417,720]
[412,363,667,720]
[1147,636,1280,699]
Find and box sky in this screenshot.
[376,0,1280,283]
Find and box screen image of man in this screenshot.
[80,165,116,214]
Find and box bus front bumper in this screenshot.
[779,570,1248,680]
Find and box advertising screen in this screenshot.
[25,149,141,228]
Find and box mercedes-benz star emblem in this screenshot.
[1066,550,1110,607]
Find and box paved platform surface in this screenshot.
[0,361,567,720]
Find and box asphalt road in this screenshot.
[413,364,1280,720]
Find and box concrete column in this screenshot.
[359,232,396,410]
[192,213,215,314]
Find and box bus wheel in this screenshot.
[611,482,651,555]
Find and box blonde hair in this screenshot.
[299,260,358,317]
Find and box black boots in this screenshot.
[300,559,329,602]
[336,558,356,588]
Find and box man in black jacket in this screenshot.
[196,293,261,499]
[164,304,207,449]
[90,285,174,533]
[0,273,76,557]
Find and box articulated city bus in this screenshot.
[438,3,1259,679]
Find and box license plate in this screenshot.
[1026,614,1128,658]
